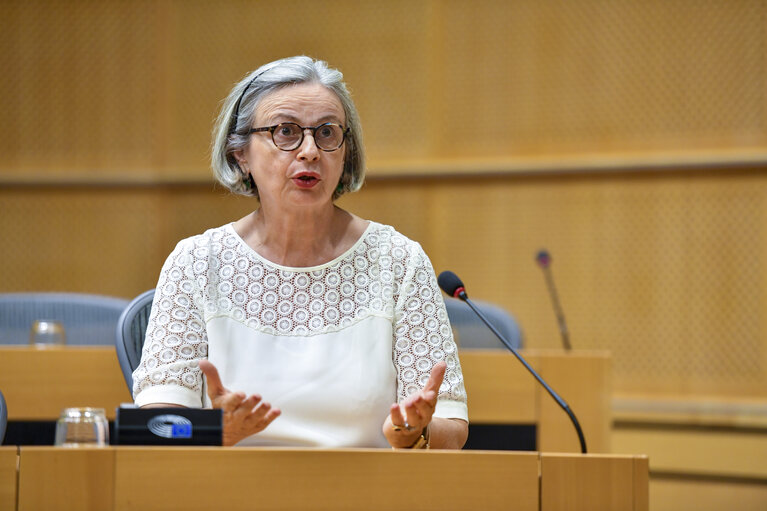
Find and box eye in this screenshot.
[317,125,334,138]
[278,124,297,137]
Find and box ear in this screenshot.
[232,149,248,170]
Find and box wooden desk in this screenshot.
[16,447,647,511]
[0,447,17,511]
[461,349,611,453]
[0,347,131,421]
[0,347,610,453]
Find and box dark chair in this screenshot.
[443,297,523,350]
[0,390,7,444]
[115,289,155,392]
[0,292,130,345]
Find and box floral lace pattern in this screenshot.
[133,222,467,406]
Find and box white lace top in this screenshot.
[132,221,468,447]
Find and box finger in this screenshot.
[199,360,227,398]
[249,407,281,433]
[423,361,447,394]
[404,399,425,429]
[246,402,277,427]
[411,393,436,420]
[264,408,281,424]
[389,403,407,427]
[231,394,262,421]
[217,390,247,413]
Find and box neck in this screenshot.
[236,204,357,267]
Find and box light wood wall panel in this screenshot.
[650,478,767,511]
[1,0,765,179]
[0,185,256,298]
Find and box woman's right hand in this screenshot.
[198,359,281,446]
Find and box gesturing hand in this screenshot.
[383,361,446,448]
[198,359,281,446]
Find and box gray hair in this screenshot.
[211,56,365,200]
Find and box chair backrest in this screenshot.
[0,389,7,445]
[115,289,155,393]
[443,297,523,350]
[0,292,130,345]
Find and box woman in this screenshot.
[133,56,468,449]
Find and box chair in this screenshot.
[443,297,523,350]
[0,292,130,345]
[115,289,155,392]
[0,390,7,444]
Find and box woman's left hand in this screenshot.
[383,360,446,448]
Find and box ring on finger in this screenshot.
[391,422,418,432]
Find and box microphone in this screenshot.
[535,249,572,351]
[438,270,587,453]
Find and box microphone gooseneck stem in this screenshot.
[542,266,572,351]
[461,295,587,454]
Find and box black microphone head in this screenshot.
[536,249,551,268]
[438,270,468,299]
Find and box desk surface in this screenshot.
[11,447,647,511]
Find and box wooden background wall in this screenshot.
[2,1,767,405]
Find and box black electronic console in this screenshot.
[114,407,223,446]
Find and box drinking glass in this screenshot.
[29,320,66,348]
[54,407,109,447]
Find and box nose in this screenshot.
[296,128,320,161]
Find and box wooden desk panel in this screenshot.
[460,350,538,423]
[461,350,611,453]
[0,447,17,511]
[534,350,612,453]
[0,347,131,420]
[540,453,649,511]
[13,448,648,511]
[17,447,114,511]
[114,448,540,511]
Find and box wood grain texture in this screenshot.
[1,1,765,175]
[460,350,538,423]
[112,448,540,511]
[17,447,114,511]
[461,350,612,453]
[11,447,650,511]
[534,350,612,453]
[0,347,131,420]
[0,447,17,511]
[612,426,767,479]
[540,453,649,511]
[650,477,767,511]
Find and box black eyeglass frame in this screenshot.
[249,122,350,152]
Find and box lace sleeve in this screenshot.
[132,239,209,407]
[392,242,468,422]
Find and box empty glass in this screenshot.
[29,320,66,348]
[54,408,109,447]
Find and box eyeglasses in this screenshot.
[249,122,349,152]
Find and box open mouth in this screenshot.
[292,173,320,187]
